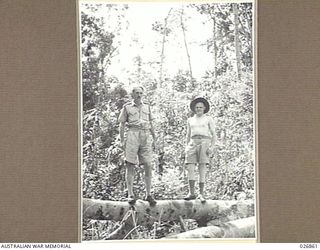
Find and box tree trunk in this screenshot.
[180,7,193,84]
[83,198,254,228]
[238,5,253,70]
[213,15,217,79]
[209,6,217,79]
[233,3,241,80]
[165,216,255,238]
[159,8,172,88]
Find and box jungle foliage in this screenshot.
[81,3,254,240]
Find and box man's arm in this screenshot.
[208,117,216,147]
[119,122,125,145]
[148,105,156,150]
[118,105,128,147]
[149,120,156,141]
[186,119,191,145]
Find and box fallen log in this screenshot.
[166,216,256,239]
[83,198,254,228]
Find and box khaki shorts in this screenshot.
[125,129,152,165]
[185,138,211,164]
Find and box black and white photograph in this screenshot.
[81,1,256,241]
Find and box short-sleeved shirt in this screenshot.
[118,101,153,130]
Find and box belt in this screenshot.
[128,127,150,131]
[191,135,211,139]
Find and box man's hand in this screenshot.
[181,150,186,161]
[206,147,213,156]
[119,122,125,150]
[207,146,218,156]
[152,140,157,152]
[206,146,217,157]
[119,140,125,150]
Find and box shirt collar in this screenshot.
[131,100,144,107]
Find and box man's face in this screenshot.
[195,102,205,115]
[132,88,143,102]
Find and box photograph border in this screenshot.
[78,0,258,242]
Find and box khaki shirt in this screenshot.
[118,101,153,130]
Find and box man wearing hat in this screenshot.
[184,97,216,202]
[118,86,157,206]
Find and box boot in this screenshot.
[127,195,136,205]
[184,180,196,200]
[145,195,157,207]
[197,182,206,203]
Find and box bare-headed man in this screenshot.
[118,86,157,206]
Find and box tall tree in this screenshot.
[210,6,218,79]
[194,4,218,79]
[193,3,253,78]
[233,3,242,80]
[238,3,253,71]
[152,9,173,88]
[180,6,193,84]
[159,9,173,87]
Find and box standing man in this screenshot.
[118,86,157,206]
[184,97,216,203]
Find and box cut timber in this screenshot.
[83,198,254,227]
[166,216,256,239]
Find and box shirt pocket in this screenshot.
[141,109,150,121]
[127,109,139,122]
[185,142,195,154]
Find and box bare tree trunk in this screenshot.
[165,216,256,239]
[243,5,253,56]
[233,3,241,80]
[239,5,253,70]
[180,7,193,84]
[209,6,217,79]
[159,8,172,88]
[213,15,217,79]
[83,198,254,228]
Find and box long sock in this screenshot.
[199,182,205,195]
[126,164,135,197]
[189,180,196,195]
[144,162,152,196]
